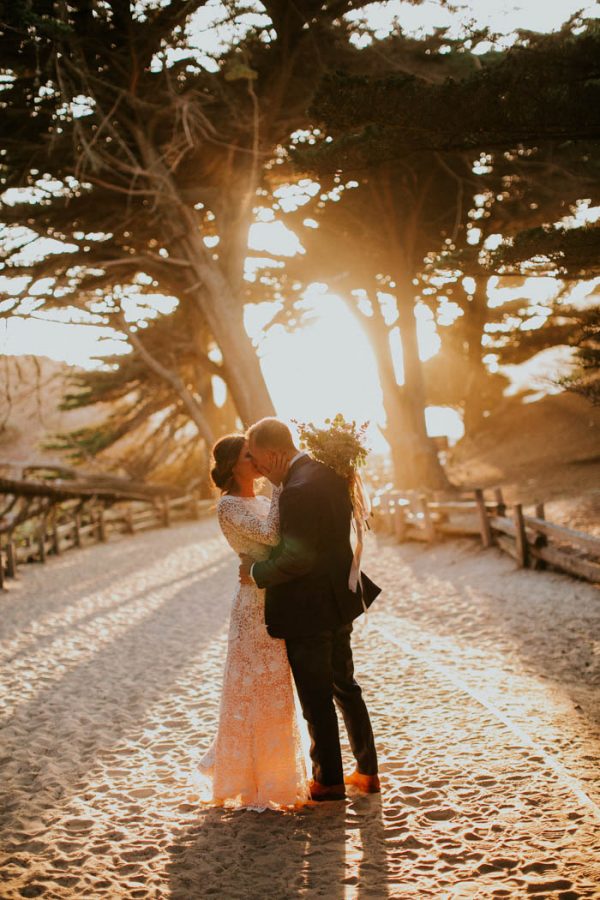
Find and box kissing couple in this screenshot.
[198,417,381,811]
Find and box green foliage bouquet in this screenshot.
[292,413,369,481]
[292,414,372,594]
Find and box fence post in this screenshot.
[475,488,493,548]
[387,495,397,534]
[97,506,107,542]
[394,501,407,542]
[513,503,529,567]
[494,487,506,517]
[125,506,134,535]
[74,510,82,548]
[51,509,61,556]
[377,493,389,534]
[6,540,17,578]
[419,494,436,542]
[531,502,548,570]
[38,513,47,563]
[371,497,382,533]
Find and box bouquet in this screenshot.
[292,413,369,481]
[292,414,371,594]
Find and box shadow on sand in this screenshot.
[1,554,231,820]
[167,793,391,898]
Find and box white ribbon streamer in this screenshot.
[348,471,371,612]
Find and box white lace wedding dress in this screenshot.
[198,485,309,811]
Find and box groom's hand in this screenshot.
[260,451,289,486]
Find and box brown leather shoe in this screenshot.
[344,770,381,793]
[309,780,346,801]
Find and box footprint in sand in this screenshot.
[63,818,95,832]
[55,840,80,852]
[54,876,80,888]
[525,879,575,894]
[121,847,160,862]
[424,807,457,820]
[129,787,154,799]
[18,885,45,897]
[522,861,558,874]
[488,856,519,869]
[116,863,142,875]
[48,858,71,871]
[20,840,47,854]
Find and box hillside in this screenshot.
[0,355,107,477]
[446,390,600,535]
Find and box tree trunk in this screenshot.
[379,378,419,488]
[205,293,274,428]
[343,295,421,486]
[395,280,452,490]
[120,316,217,449]
[165,208,276,428]
[130,135,276,428]
[195,362,239,439]
[461,275,491,434]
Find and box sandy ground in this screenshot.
[1,518,599,899]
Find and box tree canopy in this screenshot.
[2,4,598,487]
[310,22,600,152]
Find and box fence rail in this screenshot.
[0,482,214,589]
[372,487,600,585]
[3,477,598,589]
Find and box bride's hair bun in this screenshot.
[210,433,246,494]
[210,464,227,491]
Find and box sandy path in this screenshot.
[1,519,599,899]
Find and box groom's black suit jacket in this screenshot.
[252,455,381,639]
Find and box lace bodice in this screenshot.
[216,485,282,562]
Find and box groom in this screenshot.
[239,417,381,801]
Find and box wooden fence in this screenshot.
[372,486,600,585]
[3,477,598,589]
[0,479,214,589]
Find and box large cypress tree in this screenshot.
[310,21,600,150]
[298,20,600,456]
[1,1,475,484]
[487,223,600,406]
[259,156,470,489]
[44,298,238,490]
[558,305,600,406]
[419,137,599,428]
[1,0,410,428]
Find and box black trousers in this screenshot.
[285,621,378,786]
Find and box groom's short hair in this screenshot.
[247,417,295,451]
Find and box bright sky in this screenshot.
[1,0,597,449]
[345,0,598,48]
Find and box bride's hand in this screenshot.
[239,553,254,585]
[262,451,289,486]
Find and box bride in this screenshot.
[198,433,309,811]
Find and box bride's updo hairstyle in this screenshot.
[210,434,246,494]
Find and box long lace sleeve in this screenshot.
[217,485,282,547]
